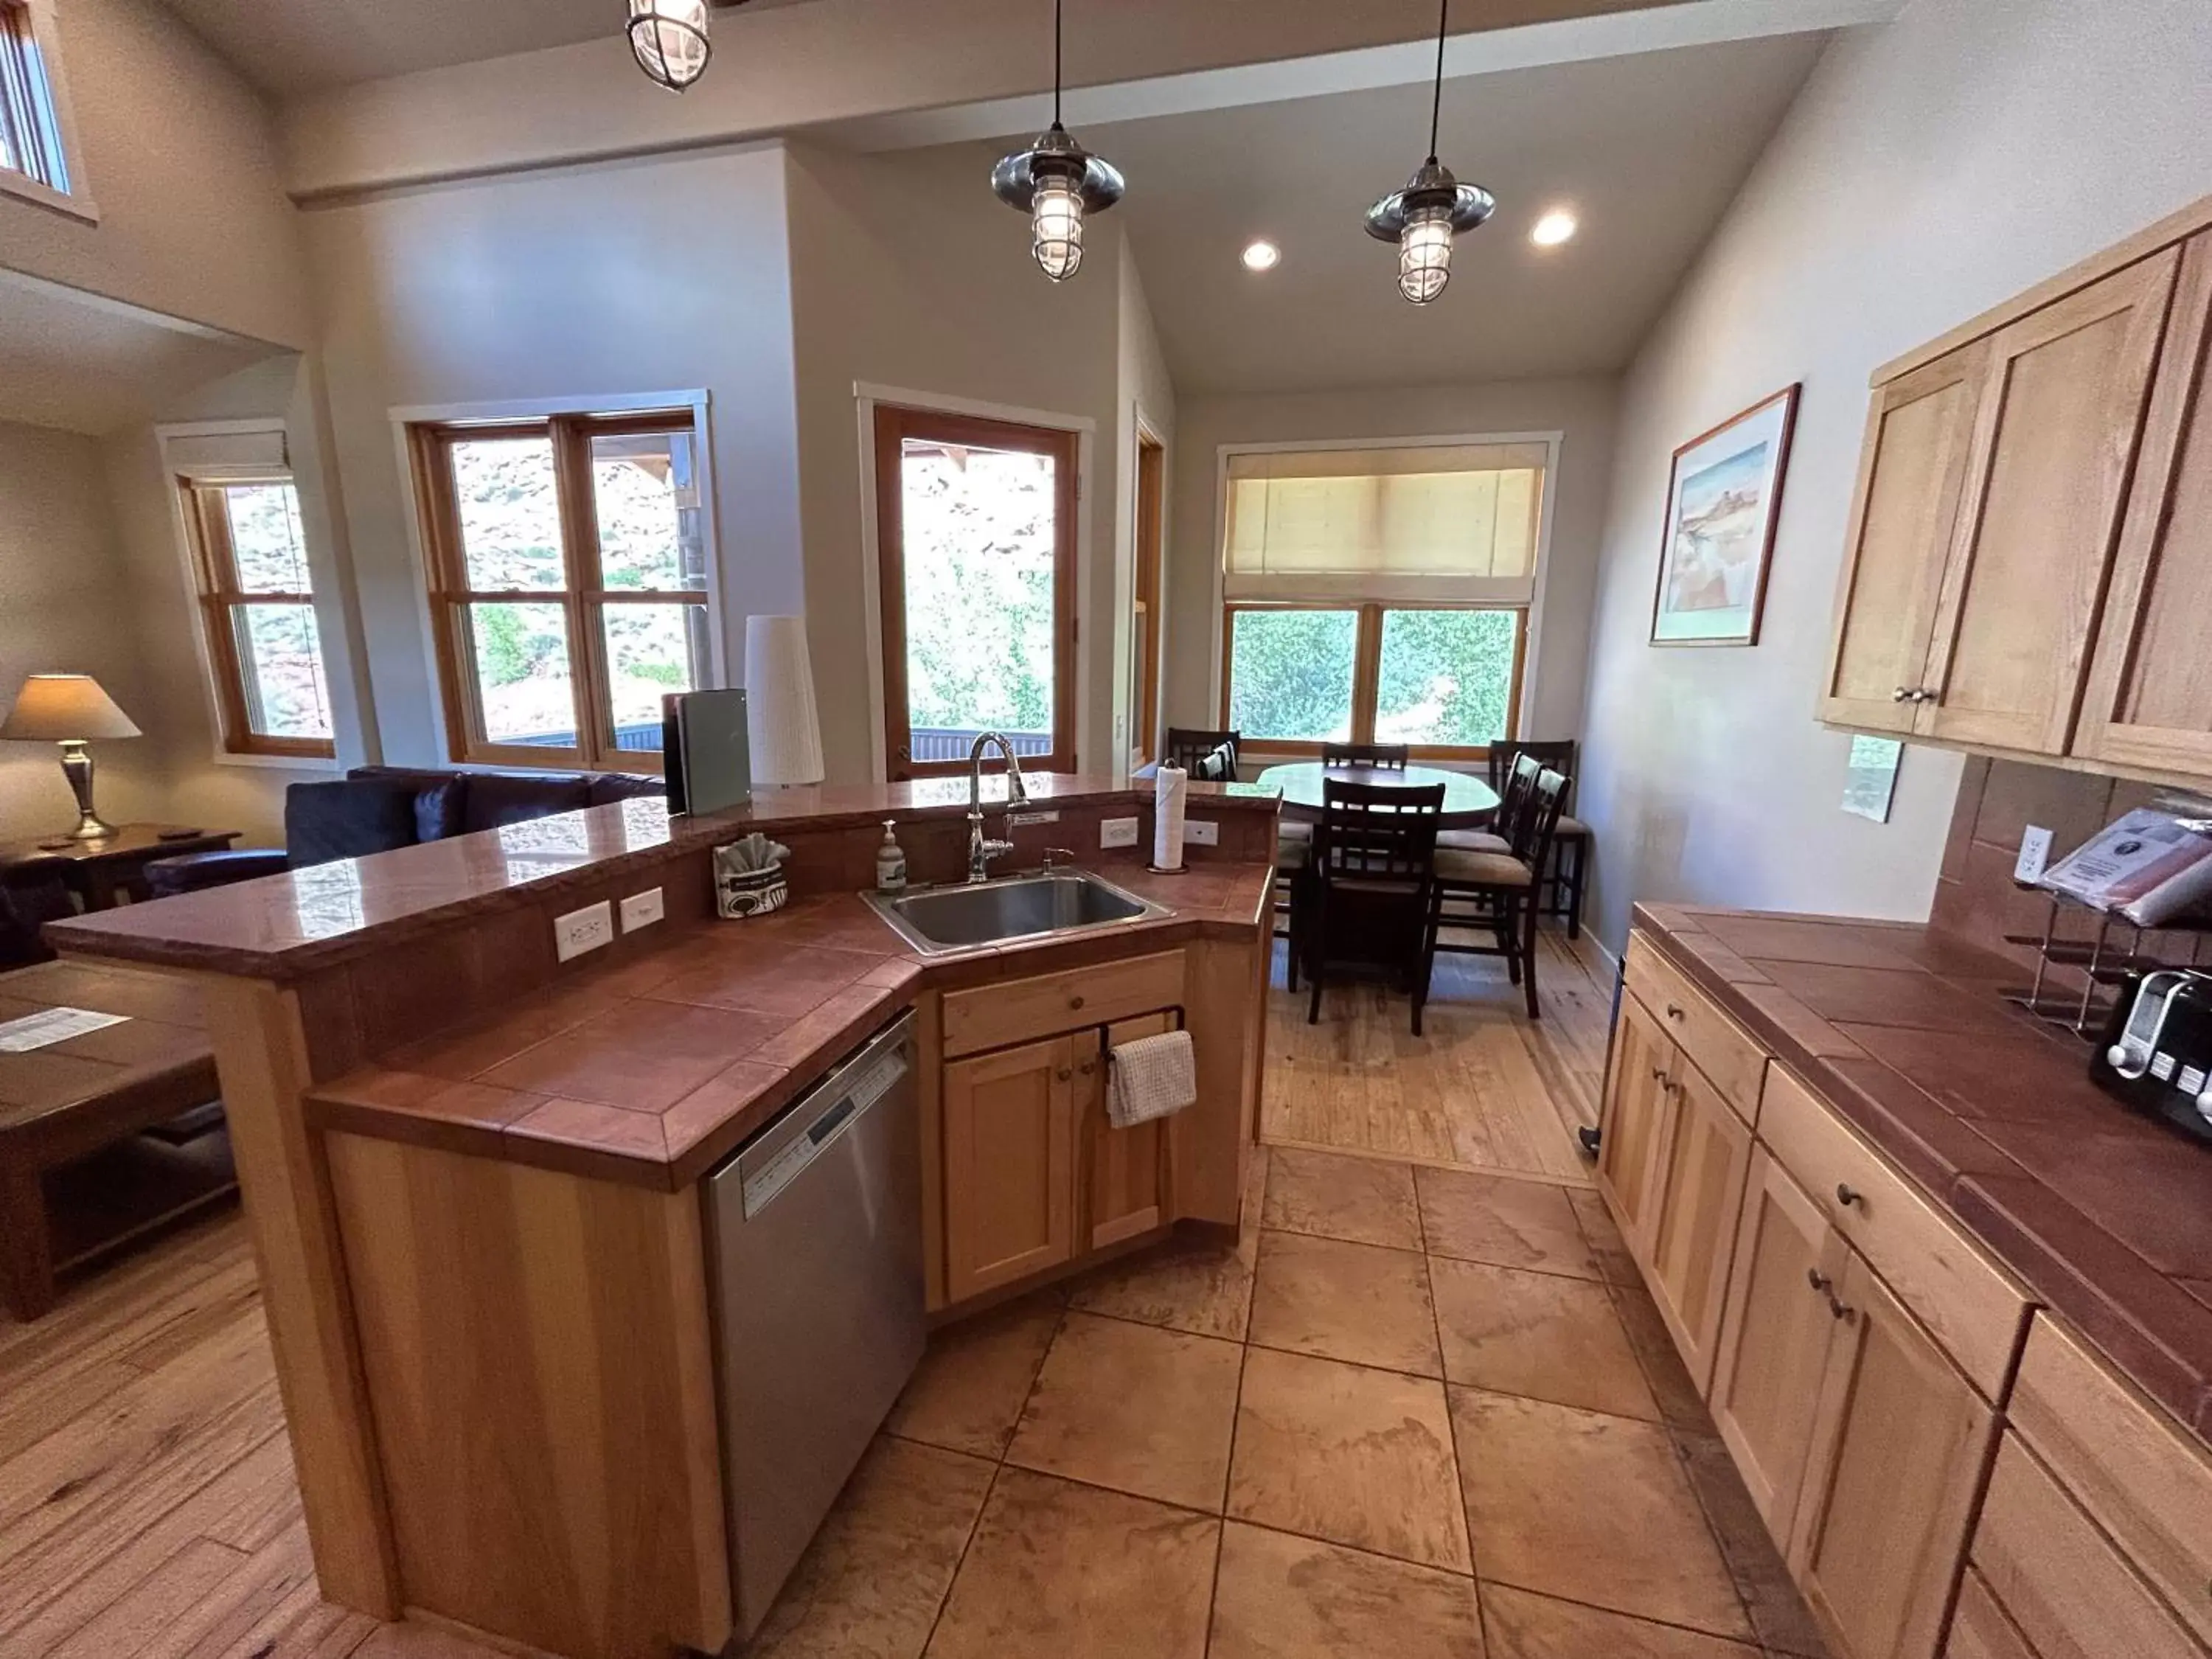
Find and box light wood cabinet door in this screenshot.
[1710,1147,1844,1548]
[1822,344,1989,730]
[1643,1057,1754,1395]
[1596,992,1675,1257]
[1079,1015,1172,1253]
[2077,230,2212,776]
[1944,1570,2039,1659]
[1790,1251,1998,1659]
[1919,248,2180,754]
[942,1034,1077,1302]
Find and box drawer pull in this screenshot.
[1665,1002,1685,1020]
[1649,1065,1668,1083]
[1807,1268,1832,1295]
[1069,994,1086,1010]
[1836,1183,1863,1210]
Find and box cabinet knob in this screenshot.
[1649,1065,1668,1082]
[1806,1268,1832,1295]
[1069,994,1086,1010]
[1913,688,1936,703]
[1078,1060,1097,1076]
[1836,1183,1863,1210]
[1892,686,1912,702]
[1664,1003,1684,1021]
[1055,1067,1072,1082]
[1829,1296,1857,1324]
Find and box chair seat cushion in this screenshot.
[1434,847,1534,887]
[1435,829,1509,853]
[1555,814,1591,840]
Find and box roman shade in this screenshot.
[165,427,288,484]
[1222,441,1548,604]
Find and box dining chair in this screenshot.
[1164,727,1242,779]
[1487,738,1590,939]
[1424,767,1569,1020]
[1321,742,1410,771]
[1296,778,1445,1034]
[1438,751,1538,857]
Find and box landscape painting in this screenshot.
[1650,384,1799,645]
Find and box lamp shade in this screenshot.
[742,616,824,786]
[0,675,141,741]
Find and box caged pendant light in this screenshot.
[1365,0,1495,304]
[628,0,748,93]
[991,0,1124,282]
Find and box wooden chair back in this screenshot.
[1513,768,1572,871]
[1489,740,1577,807]
[1165,727,1241,775]
[1315,779,1444,890]
[1321,742,1411,771]
[1489,752,1543,846]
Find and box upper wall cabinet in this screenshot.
[1823,196,2212,783]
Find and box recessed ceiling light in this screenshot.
[1531,210,1578,247]
[1242,240,1281,272]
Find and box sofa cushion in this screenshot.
[588,771,667,806]
[145,848,291,897]
[286,779,422,867]
[462,771,592,832]
[413,778,467,842]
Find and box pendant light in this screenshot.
[628,0,743,93]
[991,0,1124,282]
[1365,0,1494,304]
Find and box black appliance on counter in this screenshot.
[2092,969,2212,1144]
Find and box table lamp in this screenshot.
[0,674,142,841]
[742,615,825,787]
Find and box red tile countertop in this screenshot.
[43,775,1281,981]
[1635,902,2212,1449]
[307,861,1274,1192]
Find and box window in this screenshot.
[1217,440,1545,757]
[873,405,1077,778]
[1,0,69,195]
[408,411,712,773]
[178,476,337,759]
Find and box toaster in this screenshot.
[2091,969,2212,1144]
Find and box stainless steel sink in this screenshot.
[863,869,1169,955]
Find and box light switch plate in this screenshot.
[619,888,665,932]
[2014,825,2054,885]
[1100,815,1140,849]
[1185,818,1220,846]
[554,900,615,961]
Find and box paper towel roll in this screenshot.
[1154,765,1188,871]
[742,615,825,786]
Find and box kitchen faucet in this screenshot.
[966,732,1030,882]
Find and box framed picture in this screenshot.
[1649,383,1800,646]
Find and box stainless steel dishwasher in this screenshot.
[703,1009,925,1641]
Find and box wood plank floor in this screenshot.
[1262,927,1618,1185]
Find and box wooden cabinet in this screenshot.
[1624,934,1768,1122]
[1643,1057,1753,1394]
[1945,1571,2039,1659]
[1079,1015,1172,1253]
[941,1033,1078,1301]
[1823,344,1988,731]
[1790,1251,1997,1659]
[1596,990,1674,1249]
[2077,230,2212,775]
[1709,1147,1844,1545]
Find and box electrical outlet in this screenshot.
[1100,815,1140,849]
[554,900,615,961]
[1186,818,1220,846]
[619,887,665,932]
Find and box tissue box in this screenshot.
[714,855,789,920]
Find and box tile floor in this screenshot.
[743,1144,1832,1658]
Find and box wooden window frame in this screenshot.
[1131,429,1166,764]
[408,409,708,776]
[1218,600,1527,761]
[873,404,1080,779]
[178,477,337,762]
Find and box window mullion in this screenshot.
[1351,605,1382,744]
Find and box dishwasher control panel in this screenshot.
[740,1047,908,1217]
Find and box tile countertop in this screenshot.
[306,862,1276,1194]
[41,774,1281,981]
[1635,902,2212,1449]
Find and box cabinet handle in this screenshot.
[1828,1295,1857,1324]
[1664,1002,1684,1021]
[1069,994,1086,1010]
[1806,1268,1832,1295]
[1913,688,1936,703]
[1836,1183,1863,1210]
[1648,1064,1668,1082]
[1892,686,1913,703]
[1077,1060,1097,1076]
[1055,1067,1072,1082]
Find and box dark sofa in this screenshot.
[145,765,666,898]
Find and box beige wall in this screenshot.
[1163,376,1619,751]
[297,143,807,770]
[784,140,1130,782]
[1575,0,2212,952]
[0,0,309,347]
[0,420,168,842]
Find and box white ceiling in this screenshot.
[0,272,285,436]
[1071,33,1827,392]
[158,0,826,97]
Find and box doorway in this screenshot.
[1130,427,1165,765]
[873,406,1079,779]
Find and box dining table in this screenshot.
[1254,761,1501,829]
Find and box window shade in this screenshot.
[166,428,289,484]
[1223,442,1547,604]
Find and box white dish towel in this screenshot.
[1107,1029,1198,1129]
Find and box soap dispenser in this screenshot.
[875,819,908,892]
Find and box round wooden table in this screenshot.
[1255,762,1500,828]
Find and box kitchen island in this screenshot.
[46,774,1280,1659]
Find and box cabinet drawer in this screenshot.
[1624,933,1768,1124]
[1972,1432,2205,1659]
[2008,1315,2212,1651]
[1759,1065,2028,1398]
[942,950,1186,1059]
[1946,1569,2038,1659]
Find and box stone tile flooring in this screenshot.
[744,1145,1831,1658]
